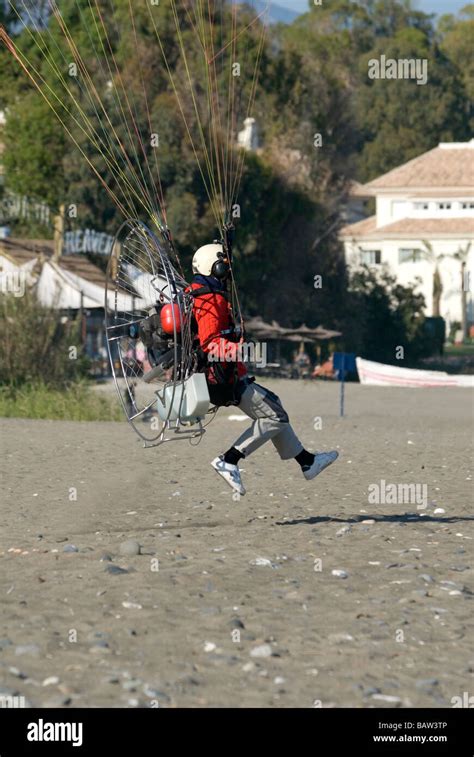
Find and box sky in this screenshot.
[279,0,469,16]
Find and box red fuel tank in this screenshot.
[160,303,181,334]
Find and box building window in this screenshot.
[391,201,406,218]
[414,202,429,210]
[399,248,423,263]
[461,201,474,210]
[437,202,452,210]
[360,249,381,265]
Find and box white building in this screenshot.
[340,140,474,332]
[237,117,259,151]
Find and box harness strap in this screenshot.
[189,286,231,301]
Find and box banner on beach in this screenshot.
[63,229,114,257]
[356,357,474,388]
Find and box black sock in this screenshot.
[295,449,315,468]
[223,447,244,465]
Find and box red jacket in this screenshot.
[190,279,247,384]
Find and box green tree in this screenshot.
[437,5,474,129]
[3,92,66,209]
[345,266,429,363]
[0,290,86,387]
[1,0,469,355]
[356,27,470,180]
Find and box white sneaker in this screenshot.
[302,450,339,480]
[211,456,246,496]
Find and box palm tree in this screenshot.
[421,240,472,341]
[420,240,444,317]
[452,242,471,341]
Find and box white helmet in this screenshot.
[192,243,227,277]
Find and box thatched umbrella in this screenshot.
[244,316,288,340]
[245,316,341,343]
[284,323,342,341]
[244,317,341,368]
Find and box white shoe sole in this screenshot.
[304,451,339,481]
[211,457,246,496]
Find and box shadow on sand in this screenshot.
[277,513,474,526]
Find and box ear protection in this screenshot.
[211,250,230,280]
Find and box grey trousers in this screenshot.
[232,382,303,460]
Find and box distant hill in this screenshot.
[239,1,300,25]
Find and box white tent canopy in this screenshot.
[0,258,38,293]
[36,260,141,311]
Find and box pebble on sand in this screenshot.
[43,695,72,707]
[250,558,273,567]
[63,544,79,553]
[336,526,351,536]
[372,694,401,703]
[331,569,348,579]
[122,679,141,691]
[122,601,142,610]
[42,676,60,687]
[416,678,439,689]
[420,574,434,583]
[9,667,27,678]
[143,686,170,702]
[15,644,40,656]
[328,633,354,643]
[229,618,245,630]
[89,640,111,654]
[106,565,130,575]
[119,541,142,556]
[250,644,273,658]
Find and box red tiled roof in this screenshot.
[340,216,474,238]
[356,141,474,193]
[340,216,377,237]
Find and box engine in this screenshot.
[135,306,180,373]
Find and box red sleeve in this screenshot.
[193,293,239,361]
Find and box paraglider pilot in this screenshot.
[189,243,339,496]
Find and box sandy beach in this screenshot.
[1,381,472,708]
